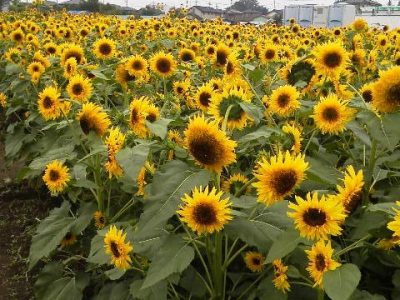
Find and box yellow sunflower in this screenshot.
[260,44,278,64]
[129,96,157,138]
[214,43,231,67]
[222,173,251,196]
[61,232,77,247]
[42,160,71,194]
[136,161,155,197]
[27,61,45,76]
[184,115,237,173]
[150,51,176,78]
[125,55,148,78]
[209,87,252,130]
[272,259,290,293]
[66,74,93,103]
[268,85,300,117]
[282,123,302,154]
[244,251,265,272]
[371,66,400,112]
[94,211,106,229]
[225,54,242,78]
[63,57,77,79]
[313,94,355,135]
[93,37,116,59]
[173,79,190,97]
[104,225,133,270]
[360,82,374,103]
[76,103,111,136]
[352,18,368,31]
[37,86,61,121]
[253,151,308,206]
[336,166,364,214]
[0,93,7,108]
[305,240,341,287]
[178,186,232,235]
[61,44,85,66]
[115,63,136,88]
[288,192,346,240]
[387,202,400,239]
[313,42,349,78]
[179,48,196,62]
[194,84,214,111]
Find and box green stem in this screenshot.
[213,232,224,299]
[223,244,248,269]
[222,104,233,133]
[317,289,324,300]
[304,129,317,154]
[335,235,371,257]
[363,139,377,205]
[237,273,265,300]
[110,197,135,223]
[234,177,256,197]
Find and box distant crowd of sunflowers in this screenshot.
[2,8,400,299]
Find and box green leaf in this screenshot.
[266,229,304,263]
[239,102,263,125]
[87,234,109,265]
[29,145,76,170]
[257,276,288,300]
[29,202,74,269]
[350,290,385,300]
[239,126,281,143]
[323,264,361,300]
[116,144,150,183]
[40,274,89,300]
[73,179,99,189]
[146,118,172,139]
[141,235,194,289]
[130,279,167,300]
[34,262,64,299]
[90,69,109,80]
[105,268,126,280]
[71,202,97,233]
[367,202,397,216]
[306,156,341,186]
[242,63,255,71]
[94,281,130,300]
[6,63,22,75]
[179,266,207,297]
[135,160,210,242]
[347,121,371,147]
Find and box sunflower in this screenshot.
[336,166,364,214]
[260,44,278,64]
[129,96,154,138]
[94,211,106,229]
[209,87,252,130]
[222,173,252,196]
[253,151,308,206]
[352,18,368,31]
[76,103,111,136]
[376,236,400,250]
[136,161,155,196]
[93,37,116,59]
[283,59,316,87]
[42,160,71,194]
[313,94,355,135]
[60,232,77,247]
[313,42,349,78]
[360,83,374,103]
[173,79,190,97]
[272,259,290,293]
[214,43,230,67]
[282,123,302,154]
[66,74,93,102]
[179,48,196,62]
[0,93,6,108]
[10,29,25,43]
[61,44,85,66]
[268,85,300,117]
[63,57,77,79]
[371,66,400,112]
[244,251,265,272]
[104,225,133,270]
[387,202,400,239]
[37,86,61,120]
[184,115,237,173]
[288,192,346,240]
[225,54,242,78]
[178,186,232,234]
[305,240,341,287]
[105,127,125,154]
[150,51,176,78]
[27,61,45,76]
[115,63,136,88]
[194,84,214,111]
[125,55,148,78]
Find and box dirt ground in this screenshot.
[0,115,53,300]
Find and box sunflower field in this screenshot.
[2,8,400,299]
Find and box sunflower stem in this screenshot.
[335,234,371,257]
[363,139,377,205]
[234,177,256,197]
[223,244,248,269]
[304,129,317,154]
[222,104,234,133]
[317,289,325,300]
[237,272,265,300]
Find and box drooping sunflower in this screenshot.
[104,225,133,270]
[115,63,136,88]
[94,211,106,229]
[225,54,242,78]
[209,87,252,130]
[136,161,155,197]
[282,123,302,154]
[360,82,374,103]
[42,160,71,194]
[305,240,341,287]
[371,66,400,112]
[150,51,176,78]
[178,186,232,235]
[61,44,85,66]
[288,192,346,240]
[268,85,300,117]
[125,55,148,78]
[61,232,77,247]
[376,236,400,250]
[179,48,196,62]
[336,166,364,214]
[214,43,230,67]
[66,74,93,103]
[272,259,291,293]
[313,94,355,135]
[222,173,252,196]
[129,96,153,138]
[244,251,265,273]
[253,151,308,206]
[104,127,125,178]
[105,156,124,178]
[37,86,61,120]
[194,84,214,111]
[184,115,237,173]
[63,57,77,79]
[387,202,400,239]
[76,103,111,136]
[313,42,349,78]
[93,37,116,59]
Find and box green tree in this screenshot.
[228,0,267,13]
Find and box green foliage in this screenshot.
[323,264,361,300]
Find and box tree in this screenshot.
[228,0,267,13]
[138,4,163,16]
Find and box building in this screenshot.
[224,9,263,23]
[188,6,224,20]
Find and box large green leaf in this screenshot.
[40,274,89,300]
[87,234,109,265]
[238,126,281,143]
[134,160,210,242]
[130,279,167,300]
[29,144,76,170]
[306,156,342,186]
[116,144,150,183]
[71,202,97,233]
[239,102,263,125]
[34,262,64,299]
[266,229,304,263]
[141,235,194,289]
[94,281,130,300]
[29,202,75,269]
[323,264,361,300]
[146,118,172,139]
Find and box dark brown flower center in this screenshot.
[131,108,139,124]
[156,58,171,74]
[72,83,83,95]
[324,52,342,68]
[362,90,372,103]
[216,50,228,66]
[226,61,234,74]
[43,96,53,109]
[387,84,400,105]
[110,241,120,258]
[303,208,327,226]
[265,49,275,60]
[80,116,92,135]
[322,107,339,122]
[271,169,297,196]
[99,43,112,55]
[47,46,56,54]
[315,253,326,271]
[199,92,211,107]
[65,232,72,240]
[49,169,60,181]
[146,113,157,123]
[277,93,290,108]
[132,60,143,70]
[192,203,217,225]
[344,192,362,213]
[65,50,82,64]
[181,51,194,62]
[252,257,261,265]
[189,135,221,165]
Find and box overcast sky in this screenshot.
[58,0,389,10]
